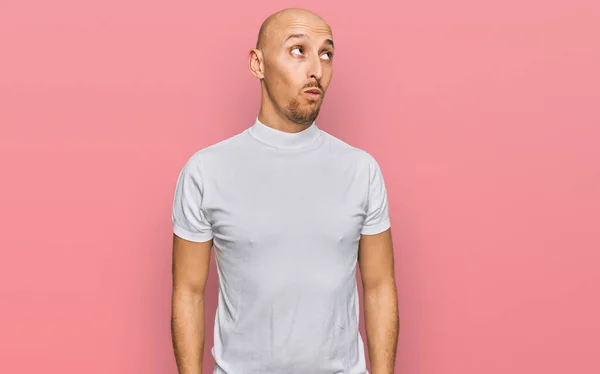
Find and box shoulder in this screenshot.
[195,131,247,162]
[179,130,248,172]
[320,129,379,169]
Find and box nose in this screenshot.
[308,53,323,81]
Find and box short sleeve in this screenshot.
[360,154,391,235]
[171,153,213,242]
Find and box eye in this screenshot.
[291,47,303,56]
[321,52,333,60]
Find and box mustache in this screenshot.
[302,81,323,91]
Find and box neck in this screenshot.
[248,116,321,150]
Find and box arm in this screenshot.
[171,234,212,374]
[358,228,399,374]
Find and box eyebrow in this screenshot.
[284,33,335,49]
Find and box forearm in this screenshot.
[171,289,206,374]
[363,279,399,374]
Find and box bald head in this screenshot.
[249,8,335,127]
[255,8,332,50]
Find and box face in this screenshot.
[258,15,334,125]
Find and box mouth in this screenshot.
[304,88,322,99]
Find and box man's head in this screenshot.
[249,8,334,127]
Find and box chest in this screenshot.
[202,157,369,259]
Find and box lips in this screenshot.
[305,89,322,95]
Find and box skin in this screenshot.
[358,229,400,374]
[171,8,399,374]
[248,8,334,132]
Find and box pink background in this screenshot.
[1,0,599,373]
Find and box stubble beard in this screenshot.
[285,94,324,126]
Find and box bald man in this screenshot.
[171,8,399,374]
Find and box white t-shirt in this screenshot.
[172,118,391,374]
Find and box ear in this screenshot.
[248,48,265,79]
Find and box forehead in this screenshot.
[274,16,333,45]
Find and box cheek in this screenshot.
[265,58,306,96]
[321,69,333,90]
[273,73,302,96]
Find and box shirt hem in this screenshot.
[360,219,391,235]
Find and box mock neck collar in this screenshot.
[247,117,321,150]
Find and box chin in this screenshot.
[287,113,318,126]
[285,98,322,125]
